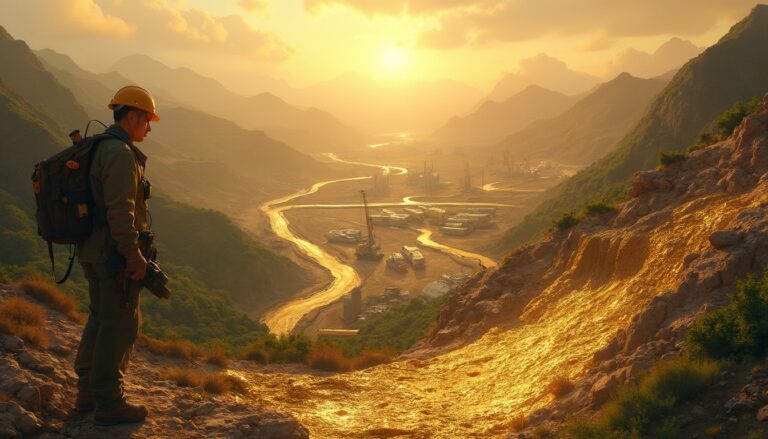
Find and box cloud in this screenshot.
[488,53,601,100]
[577,31,615,52]
[304,0,480,16]
[239,0,267,12]
[0,0,135,40]
[0,0,291,62]
[306,0,755,49]
[607,38,703,78]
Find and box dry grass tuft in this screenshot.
[160,367,203,387]
[203,374,247,394]
[353,349,394,370]
[139,335,204,361]
[0,297,49,348]
[305,346,352,372]
[204,348,230,368]
[160,367,246,395]
[17,277,84,324]
[546,375,575,399]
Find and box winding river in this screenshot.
[260,154,510,334]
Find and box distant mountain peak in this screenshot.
[520,84,553,93]
[114,53,172,71]
[718,3,768,43]
[0,25,11,41]
[614,71,635,80]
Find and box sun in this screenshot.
[378,46,410,74]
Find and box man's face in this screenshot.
[123,110,152,142]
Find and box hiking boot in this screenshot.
[75,392,94,413]
[94,401,148,426]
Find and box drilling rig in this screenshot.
[355,190,383,260]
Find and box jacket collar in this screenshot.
[105,124,148,166]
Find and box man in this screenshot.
[74,85,159,425]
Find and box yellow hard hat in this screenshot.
[108,85,160,121]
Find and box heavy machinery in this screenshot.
[356,190,383,260]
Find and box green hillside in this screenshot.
[497,4,768,252]
[0,26,87,133]
[151,197,309,312]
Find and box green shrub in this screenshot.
[687,132,717,153]
[325,296,447,357]
[688,97,761,154]
[242,333,312,364]
[716,97,760,138]
[552,212,579,231]
[565,358,719,438]
[686,271,768,360]
[242,345,270,364]
[658,151,686,166]
[583,202,615,216]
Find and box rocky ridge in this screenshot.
[0,284,308,438]
[412,93,768,434]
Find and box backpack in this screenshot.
[31,130,115,283]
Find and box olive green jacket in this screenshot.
[76,125,149,265]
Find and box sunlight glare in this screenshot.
[378,46,410,74]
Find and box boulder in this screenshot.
[589,374,618,407]
[0,401,41,436]
[709,230,743,249]
[624,301,668,352]
[16,385,41,412]
[1,336,23,353]
[725,397,754,414]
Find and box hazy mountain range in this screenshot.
[34,48,334,213]
[498,4,768,250]
[496,72,669,166]
[110,54,368,153]
[433,85,578,146]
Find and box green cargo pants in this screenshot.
[74,262,141,410]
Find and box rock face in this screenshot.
[421,95,768,433]
[0,285,308,438]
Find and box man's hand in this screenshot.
[126,255,148,280]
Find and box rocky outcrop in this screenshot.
[0,285,308,438]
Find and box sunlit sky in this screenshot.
[0,1,757,94]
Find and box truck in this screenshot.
[401,245,425,269]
